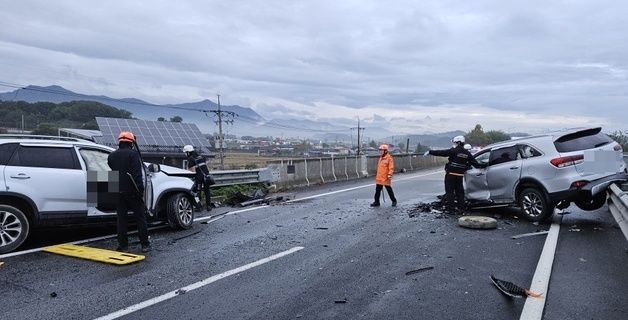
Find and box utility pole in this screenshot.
[350,117,365,155]
[204,94,237,170]
[217,94,224,169]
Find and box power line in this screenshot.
[204,94,237,170]
[350,117,365,155]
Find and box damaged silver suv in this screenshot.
[465,127,627,221]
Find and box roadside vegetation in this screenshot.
[464,124,512,146]
[608,130,628,151]
[0,100,132,135]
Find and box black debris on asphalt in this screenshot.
[50,292,57,298]
[490,275,542,299]
[334,299,348,304]
[171,230,203,242]
[405,266,434,276]
[407,199,451,219]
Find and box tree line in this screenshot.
[0,100,133,135]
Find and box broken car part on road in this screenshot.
[490,275,542,299]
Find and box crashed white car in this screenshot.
[0,135,198,253]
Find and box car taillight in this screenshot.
[550,154,584,168]
[571,180,588,188]
[614,143,623,152]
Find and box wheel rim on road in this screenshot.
[177,197,193,225]
[0,210,22,247]
[522,193,543,217]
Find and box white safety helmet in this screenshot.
[182,145,194,153]
[464,144,472,150]
[452,136,465,144]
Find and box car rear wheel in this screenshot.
[574,192,607,211]
[166,193,194,230]
[0,205,30,254]
[518,188,553,222]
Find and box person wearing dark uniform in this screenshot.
[107,131,151,253]
[183,145,213,211]
[424,136,484,213]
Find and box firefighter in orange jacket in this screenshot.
[371,144,398,207]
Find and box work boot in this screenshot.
[206,206,212,212]
[391,200,397,207]
[141,244,152,253]
[116,245,129,252]
[370,202,380,207]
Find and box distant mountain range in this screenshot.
[0,85,359,138]
[0,85,484,146]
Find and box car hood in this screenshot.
[154,164,196,178]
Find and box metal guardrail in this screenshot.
[608,182,628,242]
[209,168,272,187]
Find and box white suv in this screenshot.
[465,127,627,221]
[0,135,198,253]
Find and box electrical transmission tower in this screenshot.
[350,117,365,155]
[204,94,237,169]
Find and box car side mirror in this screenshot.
[148,163,160,173]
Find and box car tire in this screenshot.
[574,192,607,211]
[166,193,194,230]
[518,188,553,222]
[0,205,30,254]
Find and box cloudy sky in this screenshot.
[1,0,627,134]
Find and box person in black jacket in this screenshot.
[424,136,484,213]
[183,145,213,211]
[107,131,151,253]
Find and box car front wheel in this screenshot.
[518,188,553,222]
[0,205,30,254]
[166,193,194,230]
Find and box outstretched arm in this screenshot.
[429,148,455,157]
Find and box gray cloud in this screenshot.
[0,0,627,132]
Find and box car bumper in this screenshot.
[548,172,628,203]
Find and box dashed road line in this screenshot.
[93,246,305,320]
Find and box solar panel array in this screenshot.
[94,117,211,154]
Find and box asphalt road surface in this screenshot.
[1,169,626,320]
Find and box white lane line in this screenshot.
[1,169,442,259]
[519,216,562,320]
[93,246,304,320]
[285,170,443,203]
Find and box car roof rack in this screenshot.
[0,134,88,142]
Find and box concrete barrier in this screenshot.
[268,154,446,189]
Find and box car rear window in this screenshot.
[8,146,81,169]
[554,128,613,153]
[0,143,18,165]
